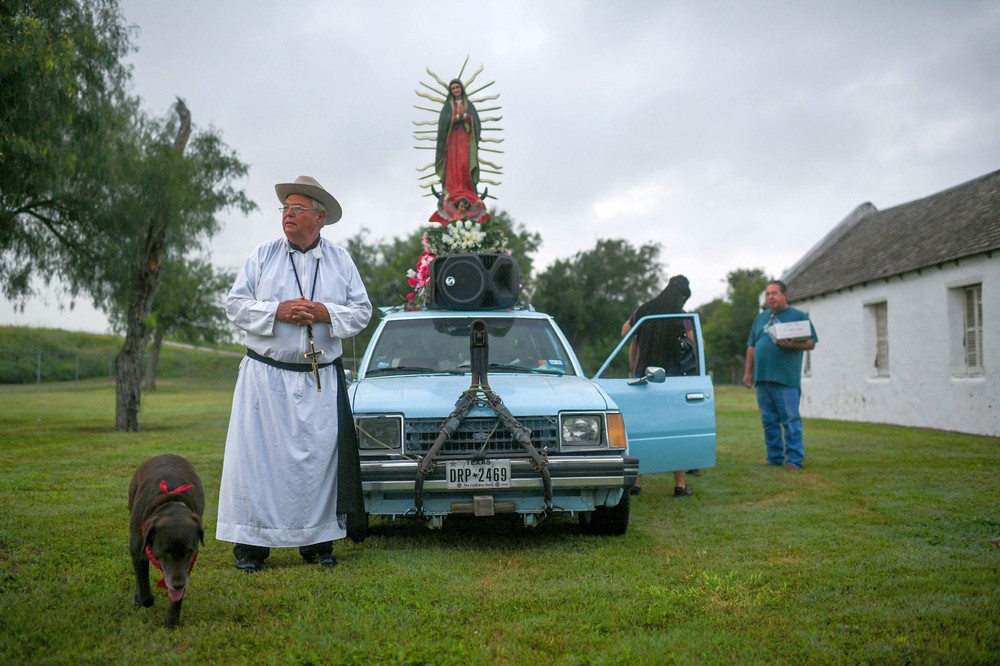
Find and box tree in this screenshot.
[111,101,193,428]
[532,239,663,372]
[1,0,134,300]
[104,102,254,430]
[2,2,255,430]
[696,267,769,383]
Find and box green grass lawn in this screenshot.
[0,383,997,665]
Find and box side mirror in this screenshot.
[627,366,666,385]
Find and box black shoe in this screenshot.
[674,484,694,497]
[687,469,703,476]
[236,557,263,574]
[304,553,338,568]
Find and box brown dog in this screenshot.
[128,454,205,628]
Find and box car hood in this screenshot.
[350,373,613,418]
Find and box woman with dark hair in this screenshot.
[621,274,697,496]
[627,275,693,377]
[432,79,485,222]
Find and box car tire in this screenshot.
[580,492,630,536]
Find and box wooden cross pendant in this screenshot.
[303,339,325,392]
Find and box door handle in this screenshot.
[685,392,706,401]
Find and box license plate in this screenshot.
[446,459,511,489]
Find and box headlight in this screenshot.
[356,415,402,450]
[560,413,603,447]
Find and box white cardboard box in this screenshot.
[773,320,812,340]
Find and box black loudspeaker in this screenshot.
[429,253,520,310]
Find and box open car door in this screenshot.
[592,313,716,474]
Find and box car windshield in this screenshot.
[365,317,575,377]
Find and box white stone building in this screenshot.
[782,170,999,437]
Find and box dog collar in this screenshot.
[144,479,199,590]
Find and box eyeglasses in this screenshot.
[280,204,319,214]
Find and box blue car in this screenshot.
[349,306,716,534]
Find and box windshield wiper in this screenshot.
[487,363,533,373]
[366,366,463,376]
[455,361,567,375]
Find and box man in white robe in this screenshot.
[217,176,372,572]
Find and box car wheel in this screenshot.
[580,493,630,536]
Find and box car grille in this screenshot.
[404,416,560,455]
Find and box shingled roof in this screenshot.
[783,169,1000,301]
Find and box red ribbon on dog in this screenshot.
[145,480,198,590]
[160,480,194,495]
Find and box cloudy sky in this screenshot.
[3,0,998,332]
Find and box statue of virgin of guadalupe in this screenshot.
[436,79,482,211]
[414,59,502,224]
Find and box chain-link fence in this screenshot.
[0,350,366,387]
[0,350,244,386]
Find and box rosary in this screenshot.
[289,250,325,392]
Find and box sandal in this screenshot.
[674,485,693,497]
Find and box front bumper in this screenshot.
[361,454,639,517]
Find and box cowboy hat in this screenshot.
[275,175,343,225]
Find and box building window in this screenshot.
[864,301,889,378]
[874,302,889,376]
[963,284,984,375]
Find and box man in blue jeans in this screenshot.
[743,280,818,470]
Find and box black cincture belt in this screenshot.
[246,348,340,371]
